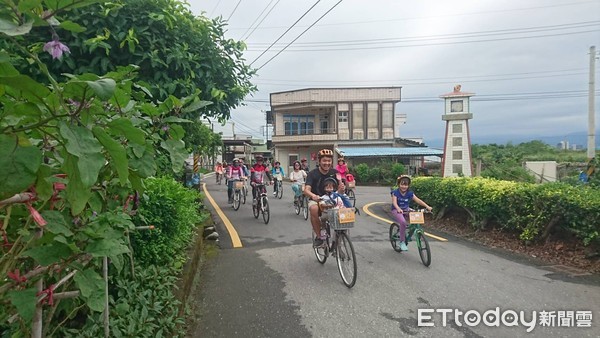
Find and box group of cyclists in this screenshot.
[213,148,432,250]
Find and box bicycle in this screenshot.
[293,193,308,220]
[232,179,244,211]
[274,174,283,199]
[312,199,357,288]
[389,209,432,267]
[241,178,248,205]
[216,172,223,185]
[252,183,270,224]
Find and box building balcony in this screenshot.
[272,130,338,144]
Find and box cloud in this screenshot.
[189,0,600,146]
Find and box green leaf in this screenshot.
[35,164,54,202]
[0,18,33,36]
[182,100,212,113]
[0,60,19,76]
[18,0,43,13]
[64,155,92,215]
[0,134,42,200]
[59,20,86,33]
[0,75,50,104]
[92,127,128,184]
[42,210,73,237]
[129,146,156,178]
[161,139,187,173]
[8,288,38,323]
[74,268,105,312]
[85,78,116,100]
[85,238,129,257]
[22,242,73,265]
[168,124,185,141]
[59,123,104,187]
[108,118,146,145]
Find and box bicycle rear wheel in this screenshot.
[302,196,309,220]
[416,231,431,267]
[311,231,327,264]
[347,189,355,207]
[241,187,247,204]
[262,197,270,224]
[389,223,403,252]
[276,181,283,199]
[233,190,241,210]
[335,232,357,288]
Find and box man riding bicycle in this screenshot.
[304,149,346,247]
[250,155,273,206]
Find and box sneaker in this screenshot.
[399,242,408,251]
[313,237,324,247]
[273,191,277,196]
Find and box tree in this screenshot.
[1,0,256,122]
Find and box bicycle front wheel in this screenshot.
[262,197,270,224]
[389,223,403,252]
[335,232,357,288]
[233,191,241,210]
[302,196,309,220]
[311,231,327,264]
[294,196,301,215]
[416,231,431,267]
[253,198,259,218]
[276,182,283,199]
[241,187,247,204]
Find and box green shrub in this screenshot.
[131,177,204,268]
[57,265,185,338]
[354,163,370,183]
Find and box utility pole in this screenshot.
[588,45,596,160]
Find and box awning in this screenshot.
[336,147,443,157]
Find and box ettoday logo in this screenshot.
[418,308,593,333]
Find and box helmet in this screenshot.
[397,175,411,185]
[232,158,240,163]
[274,161,280,165]
[322,177,338,190]
[255,155,264,161]
[317,149,334,160]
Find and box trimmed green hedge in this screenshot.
[411,177,600,245]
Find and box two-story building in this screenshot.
[269,87,443,173]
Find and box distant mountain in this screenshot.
[425,130,600,149]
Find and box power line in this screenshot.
[227,0,243,21]
[247,21,600,48]
[256,0,343,70]
[209,0,222,17]
[240,0,280,41]
[249,0,322,66]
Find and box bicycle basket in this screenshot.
[409,211,424,224]
[325,208,355,230]
[234,181,244,190]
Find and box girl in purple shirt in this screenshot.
[390,175,432,251]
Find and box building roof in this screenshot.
[336,147,444,157]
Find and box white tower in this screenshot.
[440,85,475,177]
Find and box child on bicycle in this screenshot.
[320,177,352,209]
[250,155,273,205]
[390,175,432,251]
[271,161,285,196]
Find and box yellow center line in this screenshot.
[362,202,448,242]
[202,183,243,248]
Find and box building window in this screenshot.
[352,103,363,129]
[367,103,378,128]
[453,164,463,174]
[283,114,315,135]
[321,120,329,133]
[452,123,462,133]
[453,137,462,146]
[382,103,393,128]
[338,111,348,123]
[453,151,463,160]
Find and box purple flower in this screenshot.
[43,40,70,60]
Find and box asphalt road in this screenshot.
[189,175,600,338]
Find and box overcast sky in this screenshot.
[188,0,600,147]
